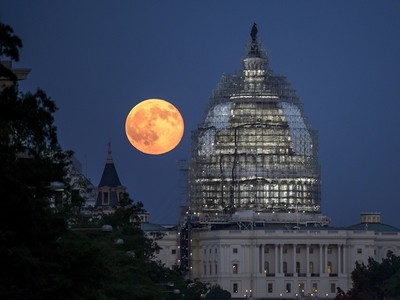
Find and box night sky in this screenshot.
[2,1,400,227]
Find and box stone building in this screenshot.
[170,24,400,299]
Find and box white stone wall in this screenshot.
[190,229,400,299]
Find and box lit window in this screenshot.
[232,263,238,274]
[327,261,332,274]
[298,282,305,293]
[264,261,269,273]
[312,283,318,293]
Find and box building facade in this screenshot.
[142,24,400,299]
[167,24,400,299]
[189,212,400,299]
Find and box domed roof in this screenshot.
[188,24,321,217]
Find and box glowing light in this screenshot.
[125,98,184,155]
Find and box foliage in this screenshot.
[335,251,400,300]
[204,285,231,300]
[0,22,70,300]
[185,280,209,300]
[0,22,191,300]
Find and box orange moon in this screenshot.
[125,99,184,155]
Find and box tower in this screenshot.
[95,143,126,213]
[188,24,325,226]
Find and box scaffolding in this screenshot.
[188,25,321,221]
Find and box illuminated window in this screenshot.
[298,282,305,293]
[312,283,318,293]
[327,261,332,274]
[264,261,269,273]
[232,263,238,274]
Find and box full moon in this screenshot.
[125,99,184,155]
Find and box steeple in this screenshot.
[95,142,125,210]
[99,142,122,187]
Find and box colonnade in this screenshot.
[258,243,347,277]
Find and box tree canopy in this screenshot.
[336,251,400,300]
[0,22,232,300]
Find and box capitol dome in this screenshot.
[188,24,321,218]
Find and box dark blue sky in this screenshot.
[2,1,400,227]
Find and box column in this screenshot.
[306,244,310,276]
[280,244,283,274]
[275,244,278,274]
[293,244,297,275]
[324,244,328,274]
[338,244,341,274]
[319,244,323,274]
[343,245,347,274]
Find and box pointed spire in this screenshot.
[99,141,122,187]
[107,140,113,163]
